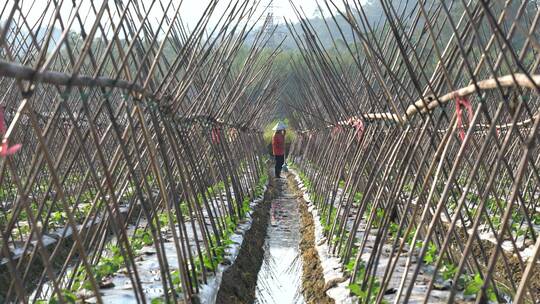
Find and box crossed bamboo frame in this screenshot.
[0,0,281,303]
[287,0,540,303]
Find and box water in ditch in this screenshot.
[254,176,305,304]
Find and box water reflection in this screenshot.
[254,179,305,304]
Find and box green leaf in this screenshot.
[348,283,363,296]
[171,270,181,286]
[464,273,484,296]
[441,263,457,281]
[487,288,498,302]
[203,255,215,271]
[345,260,355,273]
[424,242,437,265]
[63,290,77,303]
[142,232,153,246]
[151,298,165,304]
[82,279,93,290]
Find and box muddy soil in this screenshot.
[214,177,275,304]
[288,175,335,304]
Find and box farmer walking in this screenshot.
[272,121,286,178]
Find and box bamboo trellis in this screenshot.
[3,0,540,303]
[286,0,540,303]
[0,0,280,303]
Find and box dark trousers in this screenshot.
[275,155,284,177]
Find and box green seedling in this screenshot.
[389,222,399,239]
[346,261,386,303]
[463,273,497,302]
[353,192,363,205]
[423,242,437,265]
[441,262,457,281]
[150,298,166,304]
[36,289,77,304]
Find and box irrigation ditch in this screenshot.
[288,174,337,304]
[213,171,342,304]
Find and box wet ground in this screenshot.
[254,177,305,304]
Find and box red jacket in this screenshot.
[272,133,285,156]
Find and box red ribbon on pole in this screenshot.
[455,96,473,141]
[0,107,21,157]
[211,127,220,144]
[351,118,365,142]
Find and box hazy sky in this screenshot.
[180,0,330,24]
[165,0,336,30]
[14,0,347,32]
